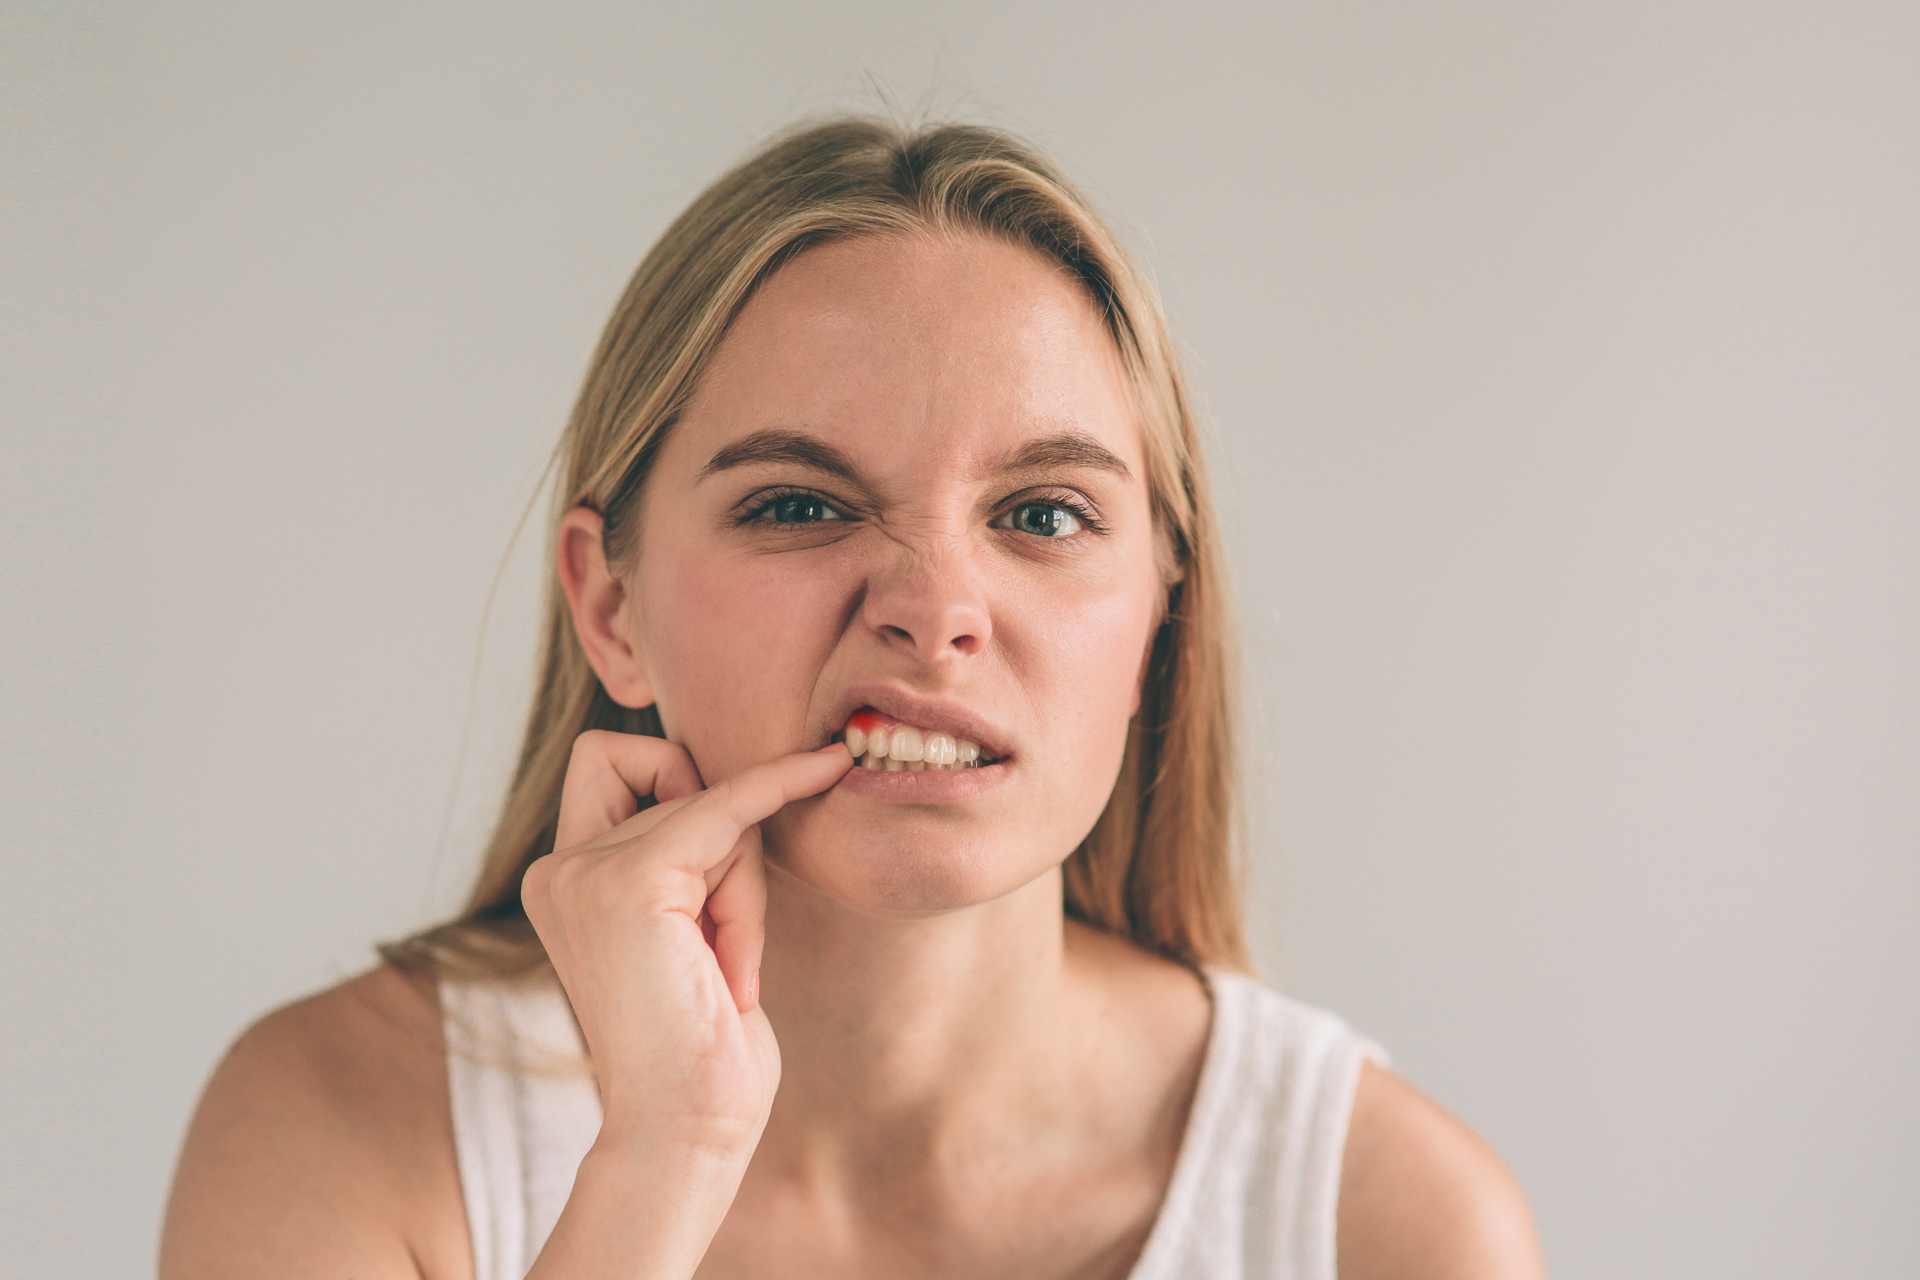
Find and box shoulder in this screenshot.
[250,962,449,1125]
[160,963,449,1276]
[1335,1058,1546,1280]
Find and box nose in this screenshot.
[857,538,992,664]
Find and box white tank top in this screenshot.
[439,962,1390,1279]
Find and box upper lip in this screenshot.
[826,683,1017,760]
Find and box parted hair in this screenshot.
[374,113,1254,1061]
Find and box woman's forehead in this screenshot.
[674,235,1142,482]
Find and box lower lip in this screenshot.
[830,756,1017,802]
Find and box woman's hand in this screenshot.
[521,730,853,1159]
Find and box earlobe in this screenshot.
[555,505,656,709]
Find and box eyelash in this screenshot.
[734,486,1109,541]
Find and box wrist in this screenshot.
[589,1118,759,1174]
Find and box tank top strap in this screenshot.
[440,971,600,1280]
[1130,964,1391,1279]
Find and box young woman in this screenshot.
[162,116,1544,1279]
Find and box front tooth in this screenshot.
[866,723,893,760]
[889,725,925,762]
[845,724,867,756]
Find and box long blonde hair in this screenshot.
[376,114,1254,1027]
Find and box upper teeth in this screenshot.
[839,712,1000,770]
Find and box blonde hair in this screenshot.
[375,114,1254,1055]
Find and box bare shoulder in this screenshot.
[1336,1059,1547,1280]
[159,963,458,1279]
[243,961,450,1139]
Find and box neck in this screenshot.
[747,861,1095,1200]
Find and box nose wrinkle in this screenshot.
[851,520,993,662]
[839,582,867,634]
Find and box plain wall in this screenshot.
[4,2,1914,1275]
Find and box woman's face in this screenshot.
[604,231,1164,914]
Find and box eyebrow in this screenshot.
[696,426,1134,489]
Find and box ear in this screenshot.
[555,504,656,710]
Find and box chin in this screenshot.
[764,822,1036,919]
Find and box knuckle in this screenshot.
[706,775,750,824]
[520,855,550,901]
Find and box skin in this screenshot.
[555,229,1173,1231]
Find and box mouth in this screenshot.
[827,706,1012,770]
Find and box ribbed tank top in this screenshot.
[439,963,1390,1279]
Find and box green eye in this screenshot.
[756,493,845,525]
[995,501,1087,538]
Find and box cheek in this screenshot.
[1029,570,1157,740]
[646,553,827,757]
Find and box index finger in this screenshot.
[647,742,853,877]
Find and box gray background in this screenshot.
[5,2,1914,1276]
